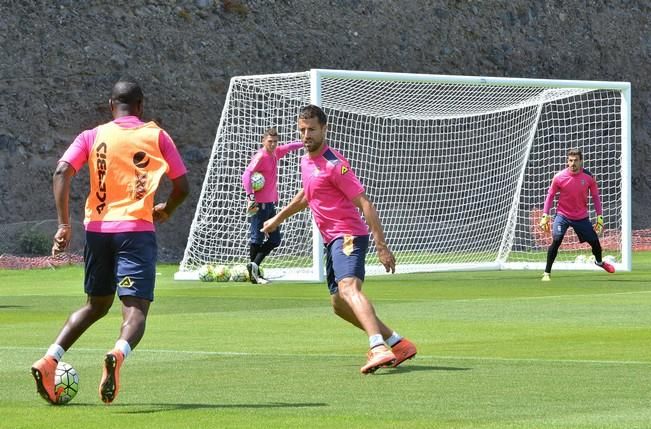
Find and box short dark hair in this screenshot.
[262,127,278,140]
[567,148,583,160]
[298,105,327,125]
[111,78,144,107]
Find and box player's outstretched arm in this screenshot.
[153,174,190,223]
[262,189,308,234]
[353,192,396,274]
[52,161,75,255]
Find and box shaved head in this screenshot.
[109,78,144,118]
[111,78,143,106]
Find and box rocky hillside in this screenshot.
[1,0,649,260]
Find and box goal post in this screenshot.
[175,69,631,281]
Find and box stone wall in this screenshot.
[1,0,648,260]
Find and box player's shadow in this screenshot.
[374,365,472,375]
[113,402,328,414]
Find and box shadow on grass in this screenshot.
[373,364,472,376]
[109,401,328,414]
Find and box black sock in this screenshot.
[249,243,262,262]
[253,241,278,266]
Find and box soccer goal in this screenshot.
[176,69,631,281]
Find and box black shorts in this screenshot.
[84,231,157,301]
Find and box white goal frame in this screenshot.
[176,69,631,281]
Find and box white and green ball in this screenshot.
[229,264,250,282]
[54,361,79,405]
[198,264,216,282]
[212,264,230,282]
[251,172,265,192]
[574,254,587,264]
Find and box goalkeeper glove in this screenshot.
[246,194,259,217]
[594,215,604,234]
[539,214,551,232]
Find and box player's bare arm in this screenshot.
[52,161,75,255]
[353,192,396,274]
[261,189,308,234]
[153,175,190,223]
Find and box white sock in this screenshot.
[369,334,384,349]
[114,339,132,359]
[385,332,403,347]
[46,344,65,362]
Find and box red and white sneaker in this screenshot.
[391,338,417,367]
[597,261,615,273]
[360,345,396,374]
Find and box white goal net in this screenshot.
[176,69,631,281]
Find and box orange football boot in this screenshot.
[31,356,59,404]
[391,338,417,367]
[360,345,396,374]
[99,350,124,404]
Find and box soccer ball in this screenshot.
[251,172,265,192]
[229,264,250,282]
[574,254,587,264]
[603,255,616,264]
[54,362,79,405]
[198,264,216,282]
[213,264,231,282]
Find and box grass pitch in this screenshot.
[2,254,651,428]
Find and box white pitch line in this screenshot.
[4,346,650,366]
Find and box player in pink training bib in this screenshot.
[262,105,416,374]
[30,78,189,405]
[539,148,615,281]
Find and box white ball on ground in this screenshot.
[54,362,79,405]
[212,264,230,282]
[230,264,250,282]
[198,264,216,282]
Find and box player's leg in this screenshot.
[333,277,389,337]
[99,231,155,404]
[543,215,569,280]
[249,243,262,263]
[54,295,116,349]
[253,237,280,267]
[335,277,396,373]
[251,204,279,282]
[247,208,268,284]
[573,219,615,273]
[326,235,398,373]
[329,291,415,366]
[99,296,150,404]
[31,232,116,404]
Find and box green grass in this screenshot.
[2,254,651,428]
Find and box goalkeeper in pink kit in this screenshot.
[262,105,416,374]
[539,148,615,281]
[242,128,303,284]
